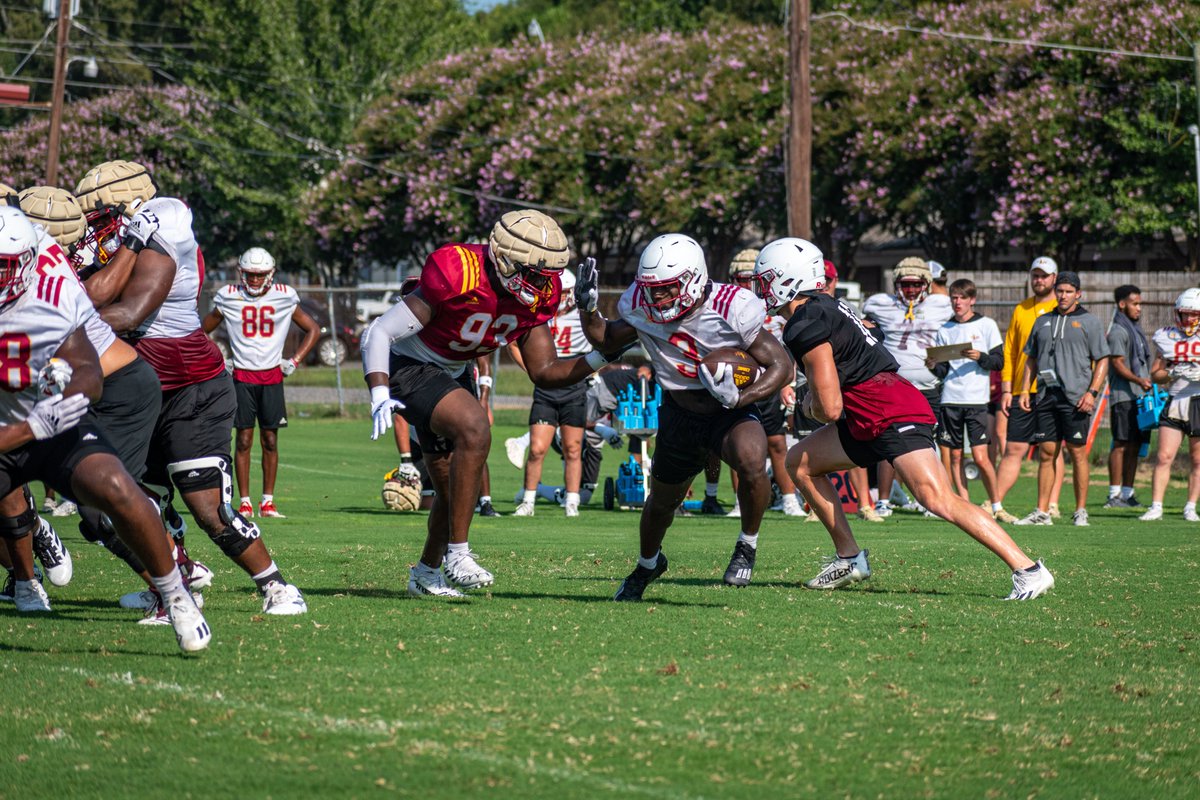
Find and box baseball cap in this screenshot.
[1055,271,1080,290]
[1030,256,1058,275]
[823,259,837,281]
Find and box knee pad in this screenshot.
[0,487,39,540]
[168,456,231,500]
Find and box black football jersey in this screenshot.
[782,293,898,389]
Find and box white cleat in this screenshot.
[804,549,871,590]
[726,503,742,518]
[1005,560,1054,601]
[1139,506,1163,522]
[126,589,204,612]
[51,500,77,517]
[874,500,893,518]
[781,495,807,517]
[32,518,72,587]
[185,560,214,591]
[1072,509,1089,527]
[564,502,579,518]
[407,563,465,599]
[166,591,212,653]
[14,579,51,612]
[1185,508,1200,522]
[513,501,535,517]
[262,581,308,615]
[444,549,494,589]
[1014,509,1053,526]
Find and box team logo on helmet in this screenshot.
[19,186,87,266]
[636,234,708,323]
[0,207,40,308]
[239,247,276,298]
[487,210,569,307]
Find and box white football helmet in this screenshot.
[0,206,39,308]
[239,247,276,297]
[636,234,708,323]
[1176,288,1200,336]
[1030,256,1058,275]
[752,238,825,312]
[558,268,576,315]
[487,209,569,307]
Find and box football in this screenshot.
[701,347,763,389]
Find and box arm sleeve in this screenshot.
[977,344,1005,372]
[361,300,424,376]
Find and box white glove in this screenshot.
[224,358,233,374]
[370,385,405,441]
[27,393,90,440]
[575,257,599,313]
[281,358,298,377]
[397,463,421,483]
[699,362,740,408]
[1169,362,1200,382]
[36,358,73,398]
[594,423,623,448]
[121,208,160,253]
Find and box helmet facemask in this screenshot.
[638,271,701,323]
[494,253,561,308]
[1180,311,1200,337]
[0,208,39,308]
[241,267,274,297]
[82,206,127,267]
[896,278,928,305]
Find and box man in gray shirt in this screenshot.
[1015,271,1110,526]
[1104,285,1152,509]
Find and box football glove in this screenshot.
[370,385,405,440]
[699,362,740,408]
[27,393,90,440]
[281,358,298,377]
[35,357,73,398]
[121,208,160,254]
[396,462,421,483]
[575,257,599,313]
[1169,362,1200,382]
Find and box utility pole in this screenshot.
[786,0,812,239]
[45,0,72,186]
[1192,42,1200,268]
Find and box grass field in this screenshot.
[2,412,1198,798]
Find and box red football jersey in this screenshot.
[414,243,561,362]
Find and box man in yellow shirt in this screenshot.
[994,257,1064,520]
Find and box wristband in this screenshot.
[584,351,609,370]
[121,233,147,254]
[477,375,494,389]
[400,452,413,464]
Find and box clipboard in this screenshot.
[925,343,970,363]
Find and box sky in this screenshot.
[464,0,511,10]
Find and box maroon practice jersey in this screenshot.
[391,243,561,371]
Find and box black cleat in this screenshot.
[614,553,668,602]
[723,540,756,587]
[476,500,500,517]
[699,495,726,515]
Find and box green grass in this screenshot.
[287,363,535,398]
[3,417,1199,798]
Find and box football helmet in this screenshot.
[728,248,760,281]
[893,257,931,303]
[752,237,825,312]
[0,183,18,206]
[636,234,708,323]
[239,247,276,297]
[487,209,569,307]
[0,206,39,308]
[75,160,157,267]
[1176,288,1200,336]
[18,186,87,264]
[558,268,576,315]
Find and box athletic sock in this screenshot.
[446,542,470,559]
[151,568,187,600]
[1185,502,1196,514]
[992,502,1004,512]
[1149,502,1163,512]
[705,482,719,497]
[261,494,273,503]
[239,496,251,507]
[565,491,580,506]
[522,490,537,504]
[251,561,284,591]
[1108,485,1120,499]
[638,551,660,570]
[738,532,758,549]
[1120,486,1135,500]
[479,495,491,504]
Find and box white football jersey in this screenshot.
[1153,325,1200,397]
[34,225,116,358]
[133,197,204,339]
[0,270,95,425]
[862,292,953,390]
[212,283,300,369]
[548,306,592,358]
[763,312,786,343]
[617,281,765,392]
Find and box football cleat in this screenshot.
[804,549,871,590]
[1005,560,1055,601]
[614,553,668,602]
[857,506,884,523]
[1102,496,1127,509]
[993,508,1021,524]
[1185,507,1200,523]
[1014,509,1053,526]
[699,495,726,516]
[32,517,72,586]
[780,495,806,516]
[1072,509,1089,527]
[722,541,756,587]
[51,500,77,517]
[407,563,465,598]
[874,500,894,518]
[124,588,204,611]
[40,497,58,514]
[259,500,285,518]
[513,501,535,517]
[14,579,51,612]
[1139,505,1163,521]
[262,581,307,615]
[444,549,494,589]
[238,499,254,517]
[167,591,212,653]
[564,501,580,518]
[476,499,500,517]
[726,502,742,518]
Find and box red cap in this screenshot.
[823,259,838,281]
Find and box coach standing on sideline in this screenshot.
[1104,285,1152,509]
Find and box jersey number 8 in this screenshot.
[241,306,276,338]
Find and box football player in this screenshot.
[1139,289,1200,522]
[752,237,1054,600]
[576,233,792,600]
[75,160,306,616]
[362,210,612,597]
[510,269,592,517]
[862,257,952,517]
[202,247,320,520]
[0,205,211,649]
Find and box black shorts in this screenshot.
[755,391,787,437]
[0,418,116,504]
[1033,390,1090,445]
[1159,395,1200,437]
[529,383,587,428]
[1006,400,1041,443]
[836,418,937,468]
[145,375,237,485]
[921,388,942,429]
[234,380,288,430]
[93,358,161,481]
[1110,400,1151,444]
[388,355,476,454]
[937,405,990,450]
[650,395,763,485]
